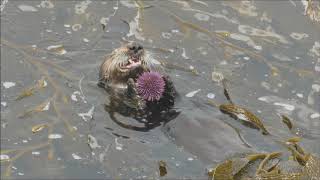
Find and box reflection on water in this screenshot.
[1,0,319,179]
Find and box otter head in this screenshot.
[118,42,145,72]
[100,42,151,85]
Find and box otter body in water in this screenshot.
[99,42,178,129]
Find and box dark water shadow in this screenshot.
[104,102,180,132]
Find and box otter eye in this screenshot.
[137,46,143,50]
[129,46,135,50]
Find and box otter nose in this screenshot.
[128,42,143,53]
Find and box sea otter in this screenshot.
[98,42,178,130]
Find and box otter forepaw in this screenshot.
[127,78,137,97]
[124,78,147,111]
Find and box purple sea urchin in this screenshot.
[137,71,165,101]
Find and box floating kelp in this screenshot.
[303,155,320,178]
[219,104,269,135]
[281,115,293,130]
[16,77,47,101]
[208,160,233,180]
[15,89,34,101]
[255,152,282,175]
[208,80,269,135]
[254,171,302,180]
[208,152,282,180]
[31,123,48,133]
[286,137,302,144]
[280,114,316,138]
[158,160,167,177]
[207,150,318,179]
[18,98,51,118]
[283,139,320,179]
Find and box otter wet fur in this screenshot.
[98,42,178,128]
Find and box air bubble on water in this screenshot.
[161,32,172,39]
[78,106,95,122]
[18,4,38,12]
[194,12,210,21]
[211,72,224,82]
[0,154,10,161]
[47,45,67,55]
[119,0,137,8]
[40,0,54,9]
[83,38,89,43]
[72,24,82,31]
[309,41,320,57]
[272,53,292,62]
[74,0,92,14]
[115,138,123,151]
[230,33,260,50]
[48,134,63,139]
[185,89,201,97]
[238,25,288,44]
[1,101,7,107]
[296,93,303,98]
[315,58,320,72]
[42,101,50,111]
[310,113,320,119]
[181,48,189,59]
[187,157,194,161]
[290,32,309,40]
[2,82,16,89]
[273,102,295,111]
[207,93,215,99]
[32,151,40,155]
[72,153,82,160]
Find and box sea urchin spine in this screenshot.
[137,71,165,101]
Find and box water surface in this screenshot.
[1,0,319,179]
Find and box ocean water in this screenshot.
[1,0,319,179]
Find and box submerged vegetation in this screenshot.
[1,38,78,177]
[208,79,269,135]
[208,120,320,180]
[1,0,319,179]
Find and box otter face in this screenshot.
[117,42,145,73]
[100,42,151,84]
